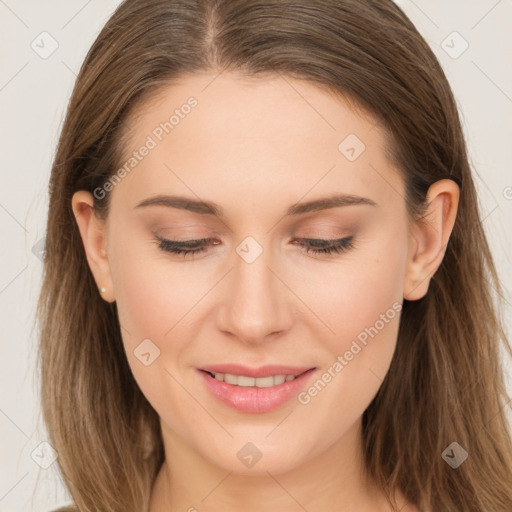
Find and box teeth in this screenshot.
[212,372,297,387]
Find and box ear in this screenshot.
[403,179,460,301]
[71,191,115,303]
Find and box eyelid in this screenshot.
[154,234,356,258]
[154,233,214,247]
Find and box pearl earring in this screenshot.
[99,287,107,294]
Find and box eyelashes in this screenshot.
[155,235,356,258]
[292,236,355,255]
[156,236,217,256]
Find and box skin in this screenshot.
[72,71,459,511]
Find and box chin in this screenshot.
[199,435,313,476]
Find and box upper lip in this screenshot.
[199,364,316,378]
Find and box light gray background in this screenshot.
[1,1,511,511]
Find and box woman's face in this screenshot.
[87,72,417,474]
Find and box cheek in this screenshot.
[301,229,407,348]
[292,226,408,422]
[110,238,205,344]
[108,239,205,419]
[292,246,406,447]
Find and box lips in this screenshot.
[197,364,317,413]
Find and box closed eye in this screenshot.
[291,236,355,255]
[155,235,356,258]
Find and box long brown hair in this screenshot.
[36,1,512,511]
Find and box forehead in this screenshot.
[124,71,380,152]
[111,71,404,217]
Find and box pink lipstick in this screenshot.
[197,364,317,413]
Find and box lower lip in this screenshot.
[198,369,316,413]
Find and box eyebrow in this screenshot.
[135,193,378,217]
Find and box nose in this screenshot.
[215,239,294,345]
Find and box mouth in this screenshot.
[197,364,317,413]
